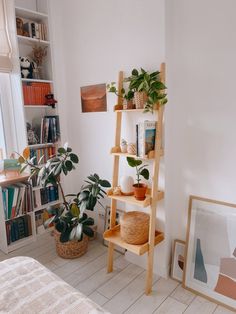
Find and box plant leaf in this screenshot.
[140,168,149,180]
[69,153,79,163]
[83,225,94,238]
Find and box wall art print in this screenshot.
[183,195,236,311]
[80,83,107,112]
[171,240,185,282]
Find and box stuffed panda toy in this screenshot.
[19,56,33,79]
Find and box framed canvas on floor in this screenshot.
[171,239,185,282]
[183,195,236,311]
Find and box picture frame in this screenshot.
[183,195,236,311]
[171,239,185,282]
[103,205,126,254]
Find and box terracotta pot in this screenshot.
[133,183,147,200]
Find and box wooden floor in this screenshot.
[0,233,234,314]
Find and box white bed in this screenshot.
[0,256,110,314]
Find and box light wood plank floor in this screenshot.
[0,233,234,314]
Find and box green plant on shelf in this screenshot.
[126,157,149,186]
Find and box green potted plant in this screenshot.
[125,68,167,112]
[126,157,149,200]
[107,82,134,109]
[17,144,111,258]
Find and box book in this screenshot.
[137,121,156,158]
[7,186,15,219]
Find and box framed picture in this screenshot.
[171,240,185,282]
[80,83,107,112]
[103,205,126,254]
[183,195,236,311]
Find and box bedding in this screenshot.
[0,256,110,314]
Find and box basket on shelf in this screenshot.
[54,229,88,259]
[120,211,150,245]
[134,91,147,109]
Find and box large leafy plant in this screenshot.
[126,157,149,186]
[125,68,167,113]
[18,144,111,242]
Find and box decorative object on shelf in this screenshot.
[81,83,107,112]
[107,82,134,109]
[183,195,236,311]
[31,46,47,79]
[44,94,58,108]
[26,122,39,145]
[127,143,136,155]
[19,56,34,79]
[16,17,24,36]
[124,68,167,113]
[171,239,186,282]
[120,139,127,153]
[120,176,134,196]
[126,157,149,200]
[0,159,21,175]
[18,144,111,258]
[137,120,156,158]
[120,211,149,244]
[106,186,122,196]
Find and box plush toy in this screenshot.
[19,56,33,79]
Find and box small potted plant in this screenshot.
[125,68,167,112]
[17,144,111,258]
[126,157,149,200]
[107,82,134,109]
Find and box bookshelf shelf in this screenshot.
[5,211,33,222]
[22,78,53,84]
[17,35,50,46]
[28,143,56,149]
[7,235,35,252]
[104,225,164,256]
[34,199,62,212]
[15,7,48,21]
[0,173,29,187]
[24,105,53,109]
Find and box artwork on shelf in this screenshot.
[171,239,185,282]
[81,83,107,112]
[103,205,125,254]
[183,195,236,311]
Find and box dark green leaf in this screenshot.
[59,229,71,243]
[69,153,79,163]
[140,168,149,180]
[99,180,111,187]
[65,160,73,171]
[58,147,66,154]
[83,217,94,226]
[132,69,138,76]
[83,225,94,238]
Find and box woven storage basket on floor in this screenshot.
[54,229,88,259]
[134,91,147,109]
[120,211,150,245]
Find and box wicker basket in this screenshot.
[54,229,88,259]
[134,91,147,109]
[120,211,150,245]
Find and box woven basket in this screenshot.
[120,211,150,245]
[134,91,147,109]
[54,229,88,259]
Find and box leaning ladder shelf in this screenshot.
[103,63,166,295]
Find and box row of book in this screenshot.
[2,183,33,220]
[136,120,156,157]
[29,146,56,165]
[40,116,60,144]
[23,82,51,106]
[33,185,59,208]
[22,21,47,41]
[5,215,32,245]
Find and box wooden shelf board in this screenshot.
[24,105,53,109]
[0,173,29,187]
[17,35,50,46]
[108,190,164,207]
[33,199,62,212]
[114,109,158,113]
[15,7,48,21]
[22,78,53,83]
[111,149,164,159]
[28,143,56,148]
[103,225,164,256]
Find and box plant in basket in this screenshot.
[126,157,149,200]
[17,144,111,258]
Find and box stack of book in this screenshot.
[33,185,59,208]
[23,82,51,105]
[29,146,56,165]
[22,21,47,40]
[5,215,32,245]
[136,120,157,158]
[2,183,33,220]
[40,116,60,144]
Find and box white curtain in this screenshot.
[0,0,13,73]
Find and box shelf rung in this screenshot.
[103,225,164,256]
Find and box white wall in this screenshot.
[165,0,236,243]
[50,0,168,276]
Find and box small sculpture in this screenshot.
[127,143,136,155]
[27,122,39,145]
[120,139,127,153]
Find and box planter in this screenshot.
[120,211,150,244]
[54,229,88,259]
[133,183,147,200]
[134,91,147,109]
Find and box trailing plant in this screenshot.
[126,157,149,186]
[125,68,167,113]
[17,144,111,243]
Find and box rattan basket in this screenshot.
[54,229,88,259]
[134,91,147,109]
[120,211,150,245]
